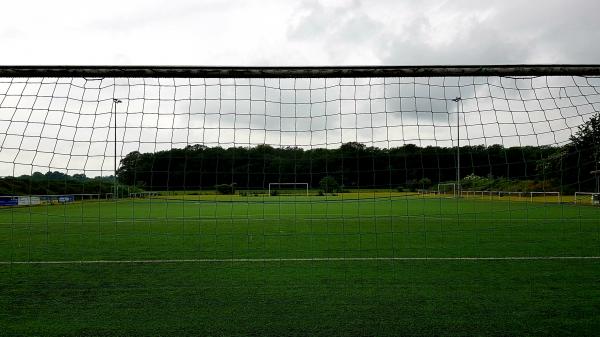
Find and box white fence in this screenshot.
[460,190,561,202]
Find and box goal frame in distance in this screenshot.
[574,192,600,205]
[268,183,309,196]
[437,183,458,198]
[529,191,561,203]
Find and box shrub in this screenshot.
[417,177,432,189]
[319,176,339,193]
[215,184,235,195]
[405,179,418,192]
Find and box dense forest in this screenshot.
[2,113,599,196]
[116,143,551,189]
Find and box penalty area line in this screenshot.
[1,256,600,265]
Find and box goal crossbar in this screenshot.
[2,65,600,78]
[529,191,561,203]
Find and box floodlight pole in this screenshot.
[592,169,600,194]
[453,97,462,197]
[112,98,122,199]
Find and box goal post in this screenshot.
[0,65,598,205]
[574,192,600,205]
[1,64,600,249]
[437,183,458,198]
[3,65,600,334]
[268,183,309,196]
[529,191,561,203]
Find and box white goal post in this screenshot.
[268,183,309,196]
[529,191,561,203]
[437,183,458,198]
[574,192,600,205]
[462,190,525,200]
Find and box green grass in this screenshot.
[1,195,600,336]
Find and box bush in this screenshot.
[417,177,432,189]
[461,173,493,190]
[405,179,418,192]
[215,184,235,195]
[319,176,339,193]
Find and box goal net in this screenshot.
[437,183,458,198]
[574,192,600,205]
[529,191,562,203]
[1,66,600,334]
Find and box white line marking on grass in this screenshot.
[1,256,600,265]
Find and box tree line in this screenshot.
[2,112,598,196]
[116,112,600,194]
[117,111,600,193]
[0,171,119,196]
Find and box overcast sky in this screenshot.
[1,0,599,176]
[1,0,599,65]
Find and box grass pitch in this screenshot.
[1,194,599,336]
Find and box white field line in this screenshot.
[6,215,600,223]
[1,256,600,265]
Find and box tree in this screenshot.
[319,176,339,193]
[532,112,600,193]
[571,113,600,149]
[417,177,432,189]
[571,113,600,171]
[116,151,142,184]
[215,183,236,195]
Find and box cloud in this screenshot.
[1,0,599,65]
[285,0,600,65]
[1,0,600,175]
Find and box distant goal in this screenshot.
[437,183,458,198]
[529,191,561,203]
[574,192,600,205]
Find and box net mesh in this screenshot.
[3,76,599,188]
[1,69,600,335]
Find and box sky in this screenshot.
[1,0,599,65]
[0,0,599,176]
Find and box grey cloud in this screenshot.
[287,0,600,65]
[2,0,600,175]
[288,0,379,43]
